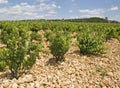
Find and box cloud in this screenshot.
[48,10,56,14]
[0,0,8,4]
[72,0,75,2]
[80,15,103,18]
[79,9,105,18]
[37,0,51,2]
[107,14,120,22]
[79,9,104,15]
[0,2,60,20]
[69,10,73,13]
[69,16,79,19]
[57,6,61,9]
[110,6,118,11]
[0,3,36,14]
[37,0,45,2]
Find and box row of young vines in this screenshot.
[0,20,120,79]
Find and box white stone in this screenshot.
[19,85,25,88]
[29,83,35,87]
[11,83,18,88]
[3,80,10,88]
[35,81,40,88]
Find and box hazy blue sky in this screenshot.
[0,0,120,21]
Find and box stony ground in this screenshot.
[0,37,120,88]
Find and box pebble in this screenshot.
[35,81,40,88]
[19,85,25,88]
[102,86,107,88]
[2,80,10,88]
[26,84,33,88]
[11,83,18,88]
[107,72,114,77]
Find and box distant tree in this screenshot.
[105,17,108,21]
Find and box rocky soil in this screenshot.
[0,38,120,88]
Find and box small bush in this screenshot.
[77,31,104,55]
[96,66,107,77]
[0,48,8,71]
[50,31,70,62]
[0,61,6,71]
[30,24,42,32]
[0,28,41,79]
[44,30,53,41]
[105,28,116,40]
[105,28,120,42]
[30,32,42,42]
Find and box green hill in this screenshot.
[64,17,119,23]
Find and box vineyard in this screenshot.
[0,20,120,88]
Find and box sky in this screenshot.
[0,0,120,21]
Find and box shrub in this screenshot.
[30,32,42,42]
[77,31,104,55]
[105,28,116,40]
[30,23,42,32]
[116,28,120,42]
[96,66,107,77]
[0,61,6,71]
[0,27,41,79]
[50,31,70,62]
[0,48,8,71]
[44,30,53,41]
[105,27,120,42]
